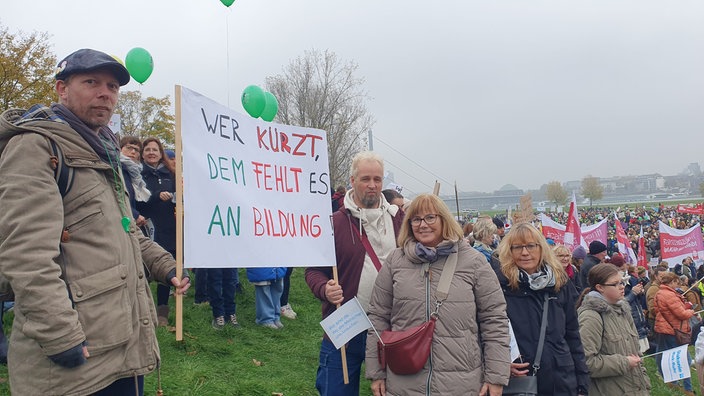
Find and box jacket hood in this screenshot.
[580,293,631,316]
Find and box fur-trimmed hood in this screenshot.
[580,292,631,317]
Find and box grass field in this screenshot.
[0,269,699,395]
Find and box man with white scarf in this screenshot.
[306,151,404,396]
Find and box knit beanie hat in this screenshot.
[572,245,587,260]
[588,241,607,255]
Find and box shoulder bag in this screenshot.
[377,247,457,375]
[502,293,550,396]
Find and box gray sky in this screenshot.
[4,0,703,195]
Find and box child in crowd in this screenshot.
[246,267,286,329]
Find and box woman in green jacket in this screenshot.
[577,263,650,396]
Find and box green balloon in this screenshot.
[125,47,154,84]
[220,0,235,6]
[241,85,265,118]
[260,92,279,122]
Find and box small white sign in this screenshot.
[508,319,521,362]
[320,297,372,349]
[661,344,691,383]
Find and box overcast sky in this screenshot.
[4,0,703,196]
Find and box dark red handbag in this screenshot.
[377,316,436,375]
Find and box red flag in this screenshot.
[564,194,582,250]
[637,225,648,268]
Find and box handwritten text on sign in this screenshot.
[180,86,335,268]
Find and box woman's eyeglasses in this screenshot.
[510,243,540,253]
[410,214,439,226]
[601,281,627,287]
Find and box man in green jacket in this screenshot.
[0,48,190,396]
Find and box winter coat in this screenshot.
[0,108,177,395]
[490,259,590,396]
[654,285,695,336]
[365,241,510,395]
[577,294,650,396]
[624,279,649,339]
[246,267,286,283]
[472,242,493,263]
[578,254,601,290]
[137,163,176,254]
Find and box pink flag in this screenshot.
[614,214,637,264]
[658,221,704,269]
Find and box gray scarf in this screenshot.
[119,154,151,202]
[520,264,556,291]
[404,239,457,263]
[51,103,120,169]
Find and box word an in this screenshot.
[257,127,323,160]
[201,108,244,144]
[251,161,302,192]
[253,207,321,238]
[208,205,240,236]
[208,154,246,184]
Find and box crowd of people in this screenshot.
[1,46,703,396]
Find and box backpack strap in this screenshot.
[46,137,72,198]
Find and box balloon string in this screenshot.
[226,10,231,108]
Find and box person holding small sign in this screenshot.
[305,151,404,396]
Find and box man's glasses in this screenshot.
[510,243,540,253]
[410,214,439,227]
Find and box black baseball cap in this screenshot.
[55,49,130,86]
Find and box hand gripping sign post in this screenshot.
[174,86,336,340]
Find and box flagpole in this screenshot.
[331,266,350,385]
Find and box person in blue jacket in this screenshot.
[246,267,287,329]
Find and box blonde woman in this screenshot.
[492,223,589,395]
[472,216,497,263]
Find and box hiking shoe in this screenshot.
[274,320,284,329]
[281,303,297,320]
[212,316,225,330]
[260,322,279,330]
[228,314,240,328]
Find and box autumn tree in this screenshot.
[0,24,57,110]
[114,90,175,145]
[581,175,603,207]
[265,49,373,190]
[546,181,568,206]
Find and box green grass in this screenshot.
[0,269,697,395]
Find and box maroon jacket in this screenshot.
[305,207,404,320]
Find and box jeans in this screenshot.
[254,278,283,325]
[315,331,366,396]
[207,268,237,318]
[94,376,144,395]
[657,333,692,391]
[194,268,209,303]
[280,267,293,306]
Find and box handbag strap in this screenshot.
[533,293,550,374]
[350,219,383,271]
[430,245,459,317]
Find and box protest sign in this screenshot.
[508,320,521,362]
[320,297,372,349]
[659,221,704,268]
[178,86,335,268]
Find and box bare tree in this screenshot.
[265,49,374,190]
[114,90,175,145]
[581,175,603,207]
[0,25,56,110]
[546,181,568,206]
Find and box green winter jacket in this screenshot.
[577,292,650,396]
[0,108,177,395]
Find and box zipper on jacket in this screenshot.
[424,264,432,395]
